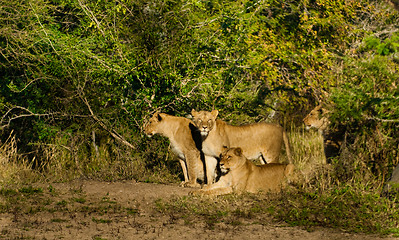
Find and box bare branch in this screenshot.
[0,106,55,129]
[1,101,136,149]
[364,115,399,123]
[77,0,105,37]
[29,2,58,55]
[0,104,96,130]
[81,96,136,149]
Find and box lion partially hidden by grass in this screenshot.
[191,147,294,196]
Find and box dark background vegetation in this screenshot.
[0,0,398,185]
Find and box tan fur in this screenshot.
[191,148,294,196]
[144,113,204,188]
[191,109,292,184]
[303,105,330,134]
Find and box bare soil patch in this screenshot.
[0,180,398,240]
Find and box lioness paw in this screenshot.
[188,189,205,196]
[188,190,198,195]
[183,181,201,188]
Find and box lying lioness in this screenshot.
[191,147,294,196]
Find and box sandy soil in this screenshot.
[0,180,398,240]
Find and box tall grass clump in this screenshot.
[283,117,399,234]
[35,131,182,183]
[0,132,38,186]
[288,127,326,167]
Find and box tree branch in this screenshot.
[1,106,55,129]
[77,0,105,37]
[81,96,136,149]
[1,102,136,150]
[364,115,399,123]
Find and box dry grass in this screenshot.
[288,127,326,168]
[0,126,333,187]
[0,132,38,186]
[279,127,330,189]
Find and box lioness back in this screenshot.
[247,163,294,193]
[223,121,284,161]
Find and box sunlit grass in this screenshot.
[288,127,326,168]
[0,133,39,187]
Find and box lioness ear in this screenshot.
[156,113,163,121]
[211,109,219,118]
[320,107,330,115]
[191,109,197,116]
[314,105,322,111]
[234,147,243,157]
[220,145,229,158]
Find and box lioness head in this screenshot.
[303,105,330,132]
[144,112,166,137]
[219,147,246,174]
[191,109,219,137]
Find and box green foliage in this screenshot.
[0,0,398,186]
[363,33,399,55]
[19,186,43,195]
[329,44,399,178]
[331,55,399,125]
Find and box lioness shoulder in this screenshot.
[191,147,294,196]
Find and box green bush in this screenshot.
[0,0,398,185]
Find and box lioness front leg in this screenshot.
[191,175,232,196]
[179,159,189,187]
[204,155,218,184]
[192,184,233,196]
[182,151,202,188]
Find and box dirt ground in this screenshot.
[0,180,398,240]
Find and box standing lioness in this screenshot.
[191,109,292,184]
[191,147,294,196]
[144,113,204,188]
